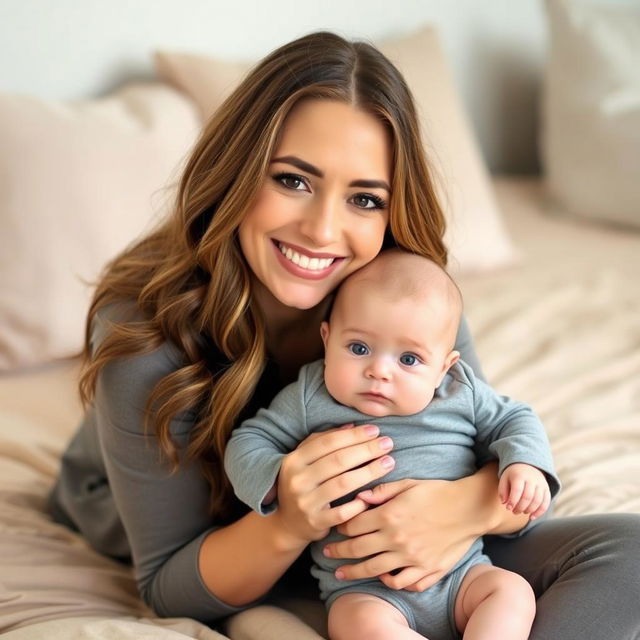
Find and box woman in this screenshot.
[50,31,640,638]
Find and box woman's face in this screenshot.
[238,98,392,312]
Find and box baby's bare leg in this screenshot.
[454,565,535,640]
[328,592,424,640]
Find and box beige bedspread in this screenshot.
[0,177,638,638]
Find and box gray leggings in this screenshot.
[484,513,640,639]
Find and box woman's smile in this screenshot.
[272,239,345,280]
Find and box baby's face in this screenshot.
[320,290,459,417]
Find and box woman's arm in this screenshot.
[324,463,528,590]
[209,421,399,605]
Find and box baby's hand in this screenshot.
[498,463,551,520]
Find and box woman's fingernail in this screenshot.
[323,546,332,557]
[335,570,345,581]
[381,455,395,469]
[379,437,393,450]
[364,425,379,436]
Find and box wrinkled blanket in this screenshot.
[1,177,638,638]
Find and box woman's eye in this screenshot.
[274,173,307,191]
[399,353,419,366]
[348,342,369,356]
[351,193,387,210]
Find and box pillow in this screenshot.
[155,27,517,276]
[542,0,640,227]
[0,83,201,369]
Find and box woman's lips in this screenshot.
[271,239,344,280]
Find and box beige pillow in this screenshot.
[542,0,640,227]
[0,83,201,370]
[155,27,517,276]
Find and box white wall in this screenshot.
[0,0,634,172]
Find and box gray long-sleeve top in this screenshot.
[49,303,490,624]
[224,357,559,523]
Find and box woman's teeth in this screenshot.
[278,243,335,271]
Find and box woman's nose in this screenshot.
[299,198,341,246]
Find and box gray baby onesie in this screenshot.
[225,359,559,639]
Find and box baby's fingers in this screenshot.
[497,473,511,505]
[504,477,525,511]
[511,482,540,514]
[530,488,552,521]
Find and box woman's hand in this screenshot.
[272,423,396,550]
[322,464,529,592]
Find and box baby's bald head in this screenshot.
[332,250,463,349]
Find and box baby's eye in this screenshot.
[399,353,419,366]
[348,342,369,356]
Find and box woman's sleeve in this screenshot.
[454,315,486,382]
[90,311,259,622]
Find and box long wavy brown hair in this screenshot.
[79,31,448,520]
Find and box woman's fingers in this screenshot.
[317,497,370,529]
[336,480,419,537]
[400,570,446,593]
[379,567,442,591]
[315,454,395,506]
[311,435,394,484]
[334,552,404,581]
[294,423,381,466]
[356,479,418,506]
[323,531,385,560]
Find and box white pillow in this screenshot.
[155,27,517,276]
[542,0,640,227]
[0,83,201,369]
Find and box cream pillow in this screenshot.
[155,27,517,276]
[0,83,201,369]
[542,0,640,227]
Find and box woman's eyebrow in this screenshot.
[271,155,391,192]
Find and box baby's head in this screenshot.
[320,250,462,417]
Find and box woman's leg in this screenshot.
[483,513,640,639]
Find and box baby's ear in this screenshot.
[320,321,330,348]
[437,350,460,387]
[445,350,460,370]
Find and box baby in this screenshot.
[225,249,559,640]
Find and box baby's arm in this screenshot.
[224,375,310,514]
[498,462,551,519]
[469,365,560,516]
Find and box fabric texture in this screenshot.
[541,0,640,228]
[0,83,200,370]
[155,27,517,276]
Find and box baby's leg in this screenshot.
[454,564,535,640]
[328,592,424,640]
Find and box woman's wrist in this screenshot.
[199,509,308,606]
[269,508,312,554]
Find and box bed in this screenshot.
[1,175,638,639]
[1,2,639,638]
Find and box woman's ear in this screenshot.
[320,321,330,349]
